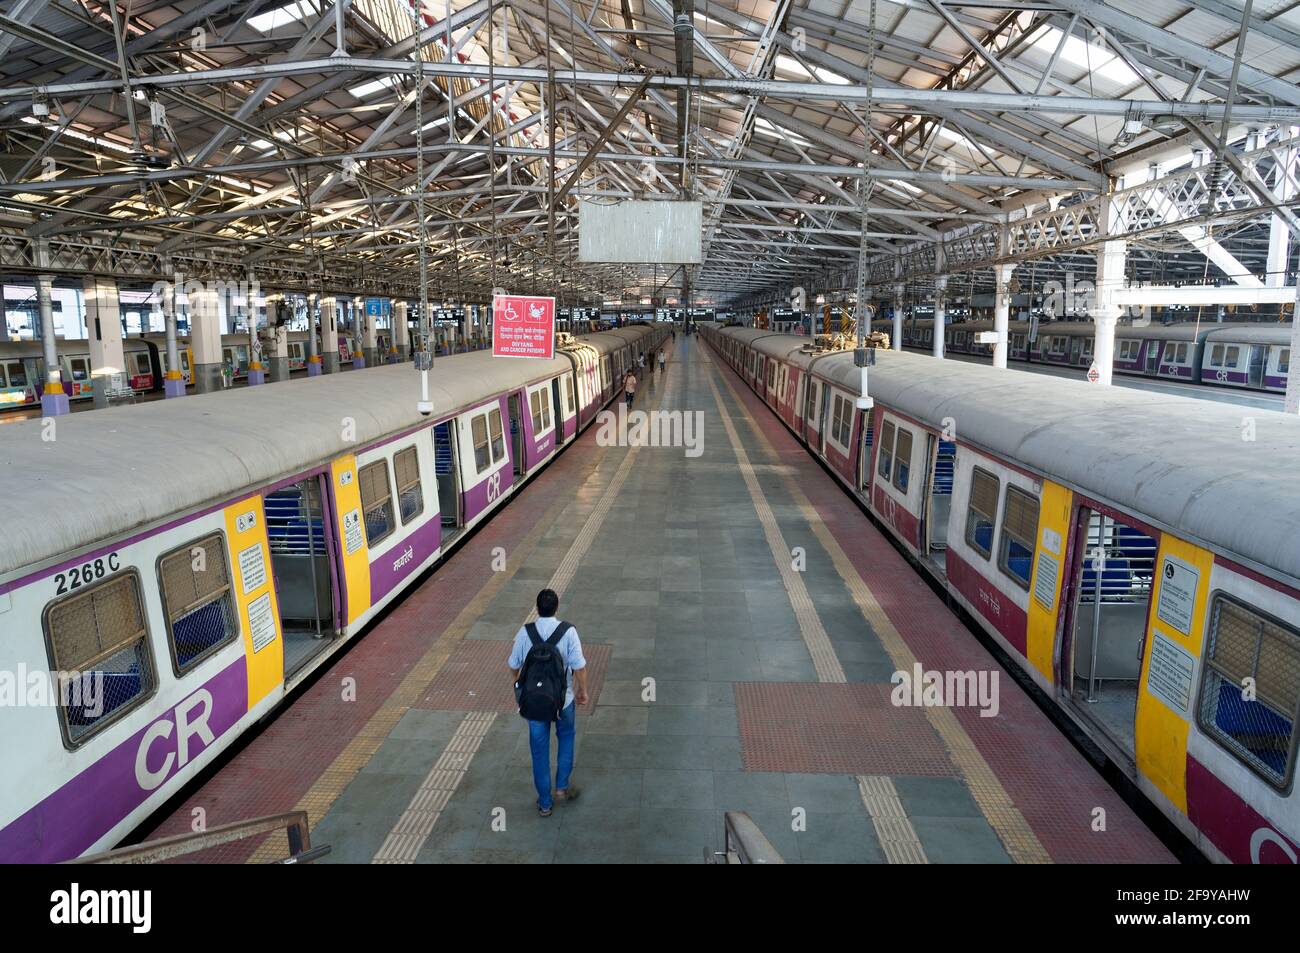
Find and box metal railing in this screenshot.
[706,811,785,864]
[70,811,329,865]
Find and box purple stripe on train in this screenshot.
[0,658,247,863]
[369,515,442,604]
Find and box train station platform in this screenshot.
[144,333,1174,864]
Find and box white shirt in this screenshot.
[508,617,586,708]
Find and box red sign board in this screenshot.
[1087,363,1100,383]
[492,294,556,359]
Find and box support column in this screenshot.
[37,274,69,415]
[190,287,224,393]
[993,263,1016,369]
[162,278,185,397]
[246,282,265,386]
[83,276,124,408]
[320,295,340,373]
[932,277,947,359]
[266,294,291,383]
[1092,236,1127,387]
[393,301,409,362]
[1286,248,1300,414]
[892,283,904,351]
[306,293,322,376]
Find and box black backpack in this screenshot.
[516,622,572,722]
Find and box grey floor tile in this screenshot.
[638,808,720,856]
[714,771,790,813]
[642,768,714,809]
[892,776,985,820]
[584,706,649,735]
[911,816,1013,864]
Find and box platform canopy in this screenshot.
[2,0,1299,305]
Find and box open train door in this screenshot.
[1060,503,1158,764]
[263,474,337,678]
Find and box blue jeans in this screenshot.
[528,701,576,811]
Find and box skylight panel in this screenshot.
[248,1,315,34]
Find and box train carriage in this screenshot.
[0,324,665,862]
[703,323,1300,865]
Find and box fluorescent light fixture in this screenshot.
[248,1,315,33]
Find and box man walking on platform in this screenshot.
[623,368,637,407]
[508,589,589,817]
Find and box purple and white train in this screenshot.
[0,323,667,862]
[875,318,1293,395]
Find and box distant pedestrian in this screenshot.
[658,348,666,371]
[623,368,636,407]
[509,589,587,817]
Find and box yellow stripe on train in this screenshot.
[332,455,371,626]
[1135,534,1215,815]
[223,495,284,709]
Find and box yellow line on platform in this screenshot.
[701,355,929,865]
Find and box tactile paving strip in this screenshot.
[735,682,956,776]
[414,639,610,715]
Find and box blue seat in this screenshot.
[1214,681,1290,775]
[973,523,993,553]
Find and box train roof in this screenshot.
[713,325,1300,583]
[1203,324,1294,343]
[0,326,659,579]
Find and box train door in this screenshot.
[1069,336,1084,365]
[803,377,817,444]
[1062,506,1158,760]
[858,408,874,495]
[433,421,463,544]
[1248,345,1267,387]
[264,475,336,677]
[926,438,957,568]
[551,378,563,439]
[508,393,524,477]
[1144,342,1159,375]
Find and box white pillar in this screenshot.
[393,301,409,362]
[190,285,224,393]
[162,279,185,397]
[319,295,340,372]
[932,277,947,359]
[1092,238,1127,387]
[38,274,69,415]
[83,276,124,408]
[892,283,904,351]
[993,263,1016,369]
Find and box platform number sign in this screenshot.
[492,294,555,359]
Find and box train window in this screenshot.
[1280,348,1291,374]
[805,379,818,424]
[877,419,896,481]
[1050,337,1066,356]
[134,352,151,374]
[829,395,844,447]
[1198,596,1300,790]
[6,361,25,387]
[157,533,237,675]
[1173,342,1188,363]
[489,408,505,461]
[892,428,913,494]
[530,389,545,433]
[70,358,89,382]
[44,571,156,746]
[1081,339,1093,357]
[568,376,577,414]
[1210,344,1224,367]
[838,398,853,446]
[394,445,424,524]
[965,467,999,559]
[998,485,1039,589]
[1225,346,1240,366]
[541,388,552,429]
[359,459,395,545]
